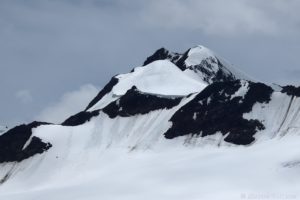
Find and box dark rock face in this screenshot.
[180,53,235,84]
[103,86,182,118]
[213,60,236,82]
[143,48,181,66]
[282,85,300,97]
[172,49,190,70]
[0,122,52,163]
[188,58,236,83]
[164,81,274,145]
[143,47,189,71]
[85,77,119,111]
[62,110,100,126]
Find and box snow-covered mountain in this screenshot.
[1,45,300,200]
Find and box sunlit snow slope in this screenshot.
[1,45,300,200]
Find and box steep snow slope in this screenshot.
[244,91,300,140]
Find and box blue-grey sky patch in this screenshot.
[1,0,300,126]
[15,89,33,104]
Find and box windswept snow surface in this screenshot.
[0,134,300,200]
[114,60,206,96]
[244,91,300,141]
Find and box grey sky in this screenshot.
[1,0,300,126]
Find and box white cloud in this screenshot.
[15,89,33,104]
[36,84,98,124]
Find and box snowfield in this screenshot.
[0,133,300,200]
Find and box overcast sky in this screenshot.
[1,0,300,127]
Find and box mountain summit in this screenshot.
[144,45,252,84]
[86,45,252,111]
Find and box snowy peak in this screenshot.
[86,45,252,112]
[184,45,232,82]
[144,45,252,84]
[182,45,235,83]
[185,45,214,66]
